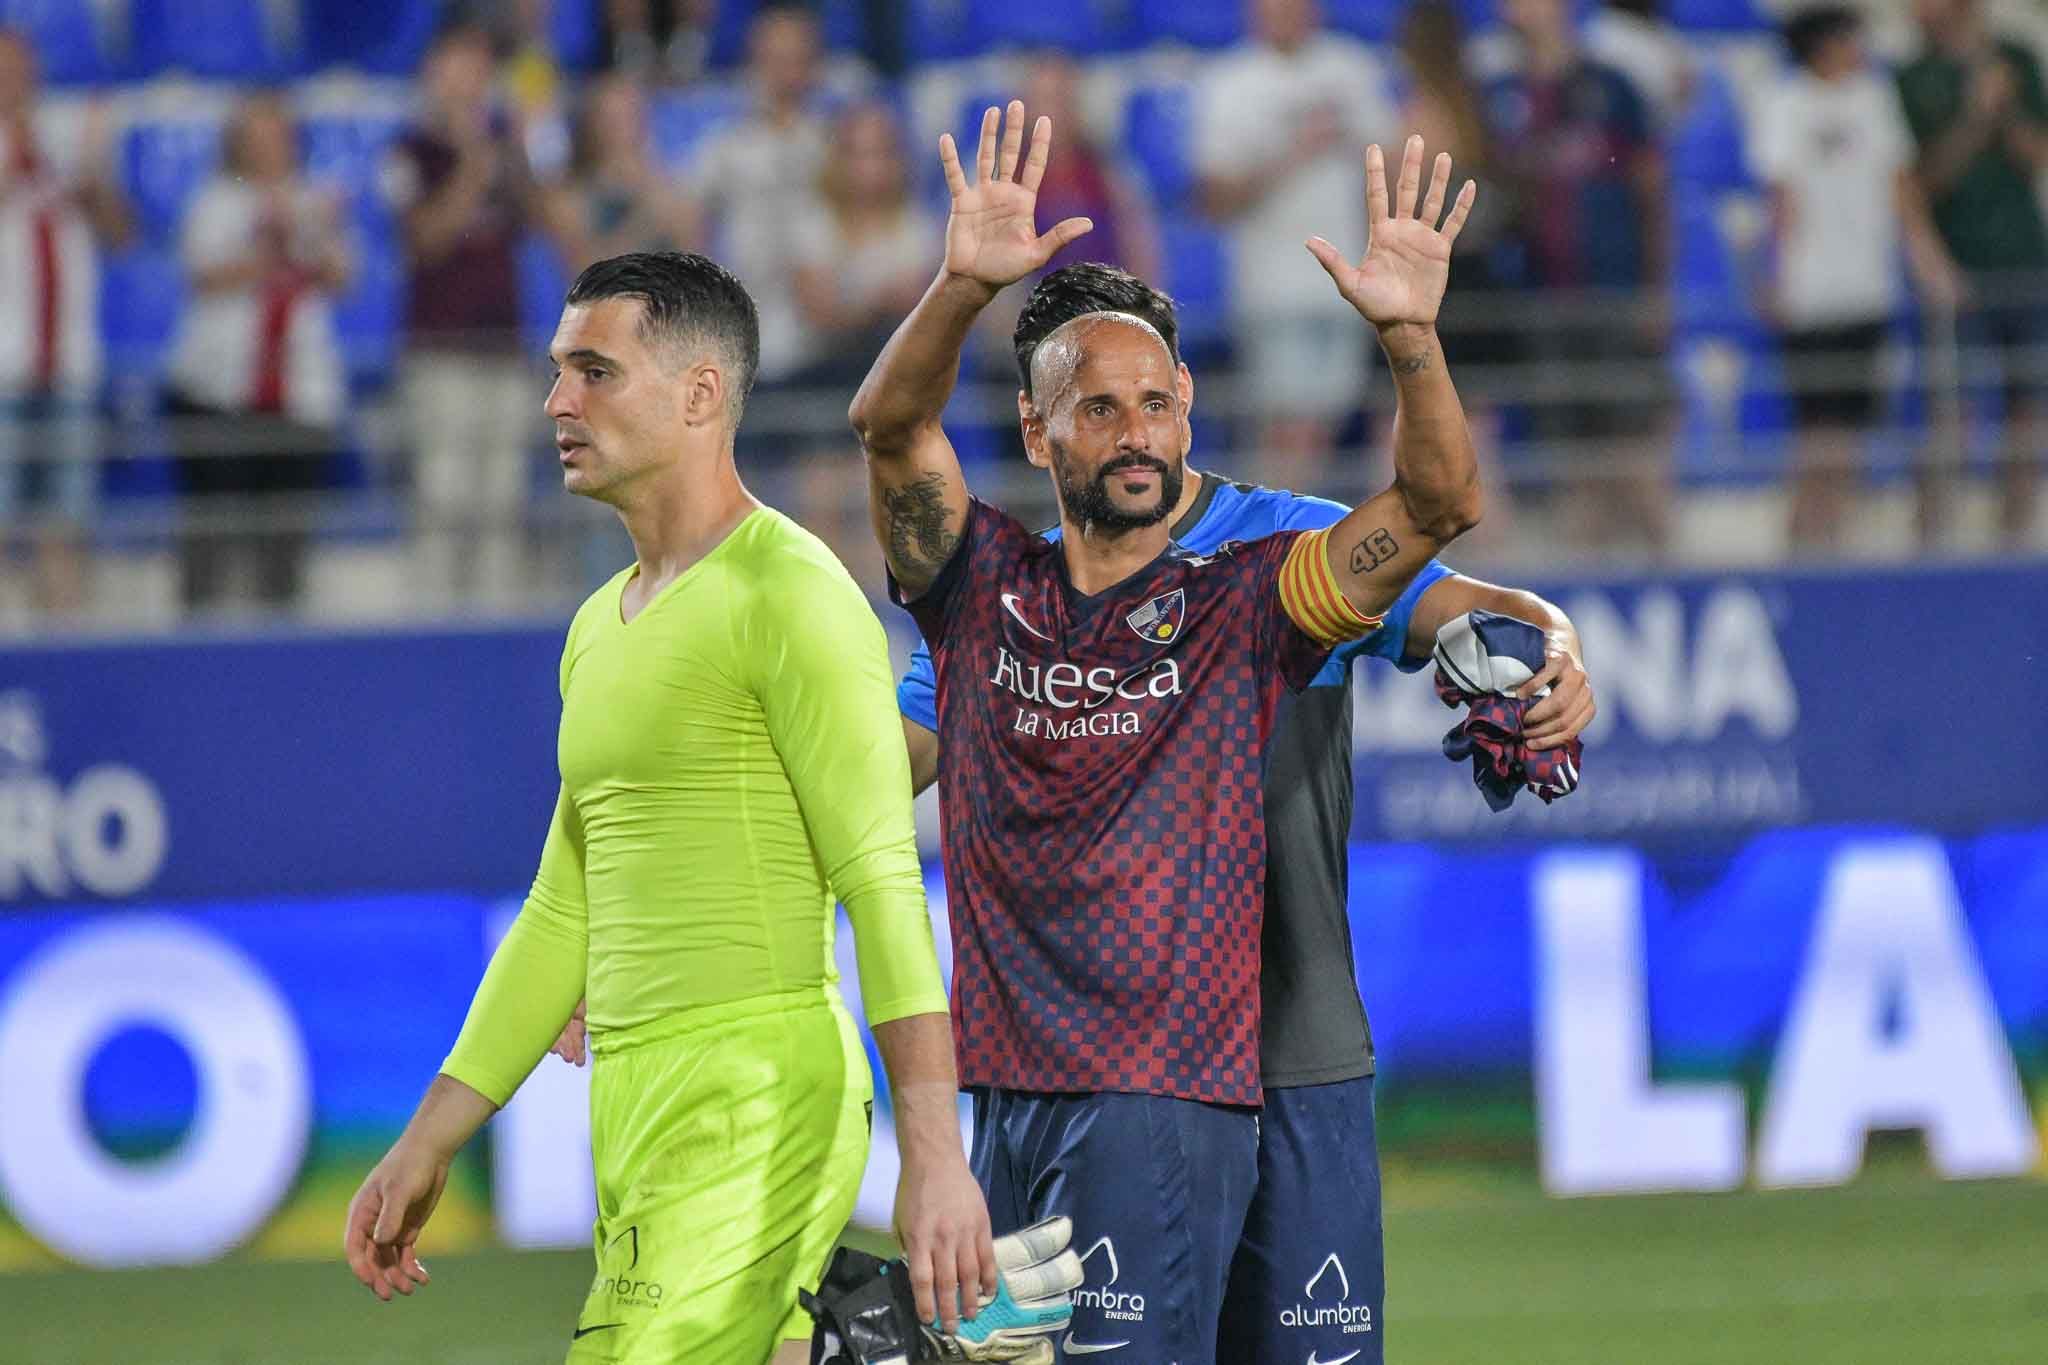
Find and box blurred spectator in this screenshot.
[604,0,710,83]
[1585,0,1695,131]
[691,6,831,388]
[1488,0,1671,552]
[1398,0,1521,547]
[788,100,937,584]
[166,93,352,612]
[791,102,935,384]
[1019,52,1159,285]
[382,22,549,606]
[1758,7,1957,552]
[0,29,125,615]
[1899,0,2047,546]
[1195,0,1392,481]
[546,72,701,269]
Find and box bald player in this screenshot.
[849,104,1484,1362]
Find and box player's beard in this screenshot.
[1050,438,1183,535]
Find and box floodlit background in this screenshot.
[0,0,2045,1361]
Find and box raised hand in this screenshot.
[939,100,1093,293]
[1308,135,1476,332]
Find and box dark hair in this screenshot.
[1013,262,1181,396]
[565,251,761,414]
[1782,6,1860,69]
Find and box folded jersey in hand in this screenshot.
[1431,609,1583,811]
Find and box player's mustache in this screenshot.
[1099,454,1169,478]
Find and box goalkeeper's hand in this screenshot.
[922,1217,1083,1363]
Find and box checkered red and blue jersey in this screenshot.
[895,497,1369,1106]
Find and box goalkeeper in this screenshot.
[342,253,1009,1364]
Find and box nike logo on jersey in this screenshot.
[1000,592,1054,642]
[1307,1352,1361,1365]
[571,1322,625,1339]
[1062,1334,1130,1354]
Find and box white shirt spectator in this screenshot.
[169,179,347,427]
[1754,67,1912,328]
[790,201,935,324]
[0,116,101,398]
[690,114,829,380]
[1195,34,1393,322]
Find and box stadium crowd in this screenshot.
[0,0,2042,624]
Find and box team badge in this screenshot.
[1125,589,1185,644]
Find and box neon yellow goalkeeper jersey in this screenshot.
[441,506,948,1105]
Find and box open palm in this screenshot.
[940,100,1093,291]
[1308,135,1476,330]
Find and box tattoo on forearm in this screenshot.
[1390,351,1432,376]
[881,472,961,575]
[1349,528,1399,575]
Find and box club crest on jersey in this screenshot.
[1125,589,1185,644]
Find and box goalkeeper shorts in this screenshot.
[565,986,872,1365]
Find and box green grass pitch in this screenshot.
[4,1171,2044,1364]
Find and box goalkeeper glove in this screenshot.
[803,1216,1082,1365]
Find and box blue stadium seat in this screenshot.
[98,244,186,383]
[128,0,289,81]
[519,232,574,353]
[1668,0,1772,32]
[902,0,986,63]
[648,84,751,173]
[1667,65,1753,195]
[1129,0,1242,51]
[552,0,605,72]
[1159,220,1231,357]
[120,114,224,245]
[1322,0,1402,44]
[973,0,1132,54]
[331,244,404,391]
[0,0,115,85]
[298,110,408,198]
[301,0,435,76]
[1123,82,1197,211]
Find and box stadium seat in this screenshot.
[1158,220,1231,358]
[1667,0,1772,33]
[1322,0,1402,45]
[0,0,115,85]
[647,84,752,174]
[120,113,225,246]
[331,244,405,391]
[972,0,1133,55]
[1122,82,1198,211]
[1128,0,1243,51]
[98,244,186,383]
[301,0,436,76]
[552,0,605,72]
[902,0,987,64]
[128,0,290,81]
[298,109,408,199]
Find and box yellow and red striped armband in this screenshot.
[1277,527,1385,648]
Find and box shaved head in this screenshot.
[1027,312,1175,416]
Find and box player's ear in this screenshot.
[1176,362,1194,454]
[1018,397,1052,471]
[682,360,725,428]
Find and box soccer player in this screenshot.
[342,253,996,1365]
[896,261,1595,1363]
[852,102,1482,1363]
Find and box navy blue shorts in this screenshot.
[1222,1075,1385,1365]
[969,1087,1258,1364]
